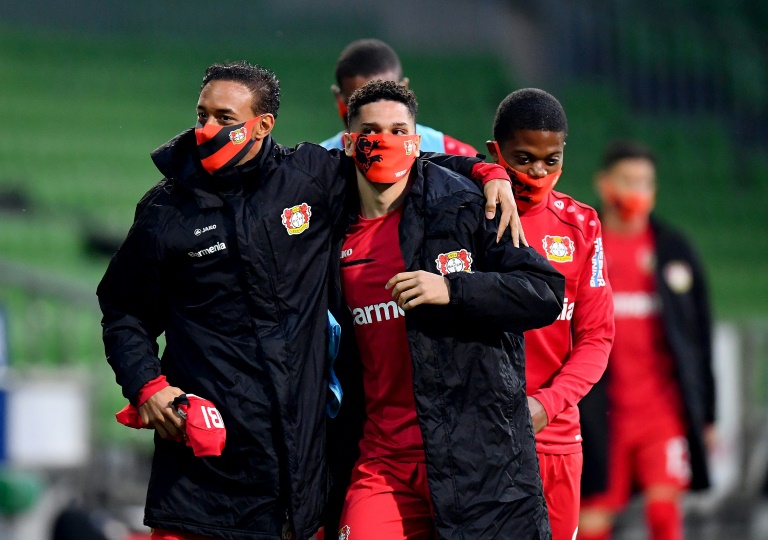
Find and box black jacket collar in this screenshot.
[150,128,276,209]
[344,160,480,271]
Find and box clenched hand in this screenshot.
[386,271,450,309]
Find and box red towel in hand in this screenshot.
[115,394,226,457]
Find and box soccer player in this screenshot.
[98,61,519,540]
[485,88,615,540]
[319,38,478,156]
[577,141,715,540]
[328,80,564,539]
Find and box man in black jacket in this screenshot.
[98,62,519,540]
[578,141,715,540]
[327,80,564,539]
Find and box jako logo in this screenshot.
[557,297,575,321]
[194,224,217,236]
[350,301,405,326]
[188,242,226,258]
[340,248,353,259]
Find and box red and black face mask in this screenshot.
[486,141,561,212]
[195,116,263,175]
[347,133,419,184]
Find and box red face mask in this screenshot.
[336,95,349,125]
[348,133,419,184]
[486,141,561,212]
[600,183,655,221]
[195,116,263,175]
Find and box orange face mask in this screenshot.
[348,133,419,184]
[195,116,263,175]
[599,183,654,221]
[336,96,349,125]
[486,141,561,212]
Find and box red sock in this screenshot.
[645,499,683,540]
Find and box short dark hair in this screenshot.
[335,39,402,87]
[600,140,657,170]
[201,61,280,118]
[347,80,418,126]
[492,88,568,143]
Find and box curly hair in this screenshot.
[346,79,418,126]
[201,61,281,118]
[492,88,567,143]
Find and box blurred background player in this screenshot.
[577,140,716,540]
[486,88,615,540]
[319,38,478,156]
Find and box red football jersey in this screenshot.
[602,226,683,419]
[521,190,614,454]
[340,207,425,463]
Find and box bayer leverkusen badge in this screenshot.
[229,126,248,145]
[435,249,473,275]
[281,203,312,235]
[543,235,575,263]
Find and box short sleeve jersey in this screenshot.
[340,207,425,463]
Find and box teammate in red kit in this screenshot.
[486,88,615,540]
[319,39,478,156]
[577,141,715,540]
[327,80,564,539]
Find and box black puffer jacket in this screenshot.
[98,132,349,539]
[327,160,565,539]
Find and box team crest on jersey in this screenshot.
[338,525,351,540]
[664,260,693,293]
[281,203,312,235]
[229,126,248,145]
[543,235,575,263]
[435,249,473,275]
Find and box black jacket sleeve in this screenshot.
[420,152,484,180]
[96,192,168,404]
[446,201,565,333]
[684,234,716,424]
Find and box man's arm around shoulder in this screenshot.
[445,205,564,333]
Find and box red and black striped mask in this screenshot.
[195,116,263,174]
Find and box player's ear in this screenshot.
[485,140,500,163]
[343,133,355,157]
[400,77,410,88]
[253,114,275,140]
[595,172,610,200]
[331,84,342,99]
[413,134,422,157]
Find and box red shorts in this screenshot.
[337,457,434,540]
[538,452,583,540]
[582,410,690,512]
